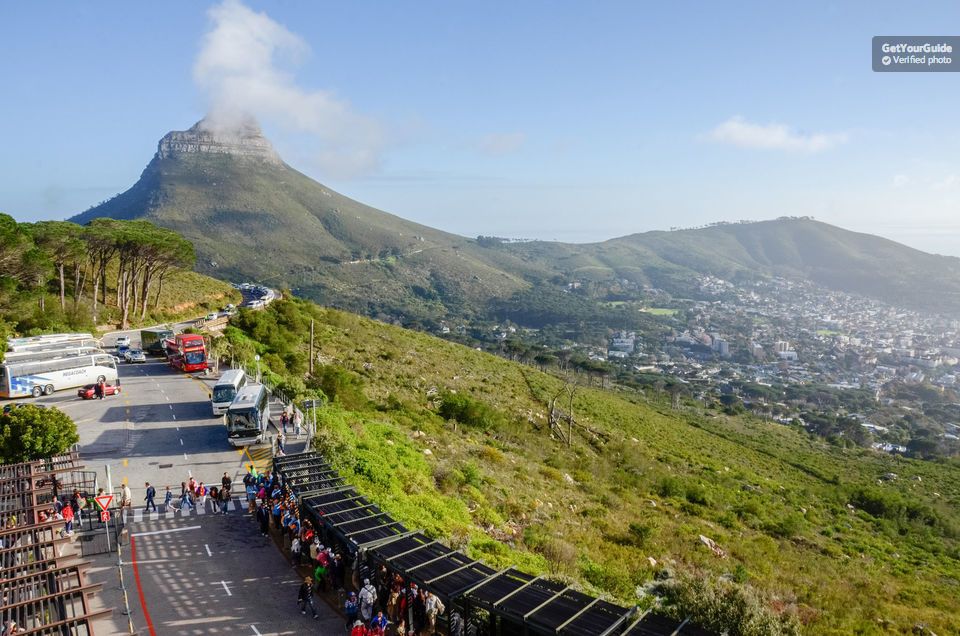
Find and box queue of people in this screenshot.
[162,472,233,514]
[255,471,453,636]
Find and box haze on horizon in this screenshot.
[1,1,959,255]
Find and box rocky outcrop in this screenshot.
[157,118,282,165]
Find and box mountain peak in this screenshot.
[156,117,282,165]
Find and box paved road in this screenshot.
[16,333,324,634]
[32,354,236,498]
[120,504,344,636]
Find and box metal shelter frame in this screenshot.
[276,451,713,636]
[0,451,110,634]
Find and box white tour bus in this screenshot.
[0,353,119,398]
[6,333,97,353]
[211,369,248,416]
[225,384,270,446]
[3,345,104,365]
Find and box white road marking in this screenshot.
[124,557,181,565]
[133,509,143,523]
[205,544,212,557]
[188,470,192,478]
[166,396,170,401]
[184,453,188,461]
[149,512,159,521]
[180,438,183,446]
[250,626,262,636]
[171,413,176,420]
[131,525,201,538]
[176,426,180,431]
[169,404,173,410]
[220,581,232,596]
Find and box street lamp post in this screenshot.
[254,354,261,383]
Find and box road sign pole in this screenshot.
[105,464,113,496]
[105,515,111,552]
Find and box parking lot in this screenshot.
[10,330,329,634]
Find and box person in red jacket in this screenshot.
[61,502,74,536]
[349,620,367,636]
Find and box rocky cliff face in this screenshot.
[156,118,282,165]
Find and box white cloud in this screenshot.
[706,116,848,153]
[477,132,527,156]
[194,0,386,178]
[892,174,912,188]
[932,174,960,191]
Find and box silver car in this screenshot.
[125,349,146,363]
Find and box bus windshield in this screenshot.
[227,409,259,432]
[185,351,205,365]
[213,385,237,404]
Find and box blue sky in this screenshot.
[2,1,959,254]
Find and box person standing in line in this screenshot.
[359,578,378,623]
[209,486,220,513]
[179,483,193,511]
[290,535,301,566]
[144,482,157,512]
[218,484,230,514]
[61,501,74,537]
[344,591,359,628]
[297,577,319,619]
[70,490,82,525]
[424,590,445,634]
[221,472,231,493]
[119,483,132,510]
[256,502,270,536]
[369,611,388,636]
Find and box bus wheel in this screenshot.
[43,385,54,396]
[97,375,106,384]
[31,386,42,398]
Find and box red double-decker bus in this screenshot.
[166,333,208,372]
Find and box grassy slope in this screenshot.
[241,300,960,634]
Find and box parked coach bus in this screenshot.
[212,369,247,416]
[225,384,269,446]
[0,352,119,398]
[3,345,103,364]
[6,333,98,353]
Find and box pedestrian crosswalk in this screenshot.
[123,497,248,524]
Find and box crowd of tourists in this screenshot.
[252,470,461,635]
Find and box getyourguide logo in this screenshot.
[881,42,953,54]
[873,36,960,72]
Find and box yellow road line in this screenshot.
[240,445,273,474]
[186,374,213,398]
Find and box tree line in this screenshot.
[0,214,194,339]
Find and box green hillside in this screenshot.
[217,297,960,635]
[72,121,960,325]
[587,219,960,311]
[71,121,545,322]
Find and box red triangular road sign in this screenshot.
[95,495,113,511]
